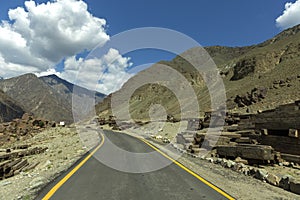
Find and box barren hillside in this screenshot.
[96,24,300,120]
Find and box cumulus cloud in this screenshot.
[0,0,134,94]
[0,0,109,78]
[276,0,300,29]
[61,48,133,95]
[35,68,61,77]
[0,54,39,78]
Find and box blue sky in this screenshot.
[88,0,295,67]
[0,0,294,61]
[0,0,299,94]
[83,0,290,46]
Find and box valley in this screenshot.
[0,23,299,200]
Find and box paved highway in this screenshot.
[36,130,234,200]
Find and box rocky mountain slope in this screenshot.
[40,74,105,104]
[96,24,300,120]
[0,74,105,123]
[0,74,73,123]
[0,90,24,122]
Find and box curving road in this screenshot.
[36,130,233,200]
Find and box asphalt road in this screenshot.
[36,130,232,200]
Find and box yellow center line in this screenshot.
[42,133,105,200]
[139,137,235,200]
[42,130,234,200]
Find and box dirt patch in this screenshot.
[0,126,92,200]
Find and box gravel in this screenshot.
[0,126,92,200]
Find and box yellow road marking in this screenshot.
[139,138,235,200]
[42,133,105,200]
[42,130,234,199]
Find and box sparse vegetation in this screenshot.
[96,24,300,118]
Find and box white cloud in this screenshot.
[276,0,300,29]
[35,68,61,77]
[0,0,133,95]
[60,48,133,94]
[0,54,39,78]
[0,0,109,78]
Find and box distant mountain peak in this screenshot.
[40,74,106,102]
[19,73,37,78]
[0,72,106,123]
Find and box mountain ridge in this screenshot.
[40,74,105,104]
[0,73,106,123]
[96,24,300,120]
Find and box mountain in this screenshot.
[0,73,73,123]
[96,24,300,120]
[40,74,105,104]
[0,90,24,122]
[0,74,105,123]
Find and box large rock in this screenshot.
[234,157,248,164]
[266,173,280,186]
[254,169,268,181]
[30,176,47,190]
[279,175,294,190]
[290,179,300,195]
[216,144,275,161]
[233,87,267,107]
[288,129,298,138]
[232,163,246,172]
[219,159,236,168]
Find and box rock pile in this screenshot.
[166,115,179,123]
[271,75,300,89]
[97,116,150,131]
[234,87,267,107]
[205,156,300,195]
[0,145,47,180]
[174,100,300,195]
[176,131,244,155]
[97,115,122,130]
[180,101,300,163]
[254,101,300,163]
[0,113,56,146]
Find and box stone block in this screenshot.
[289,129,298,138]
[290,179,300,194]
[266,173,280,186]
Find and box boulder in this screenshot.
[288,129,298,138]
[241,167,250,176]
[233,87,267,107]
[216,144,275,161]
[191,147,206,154]
[234,157,248,165]
[205,157,214,163]
[249,167,257,176]
[254,169,268,181]
[232,163,245,172]
[30,176,47,190]
[215,158,223,164]
[290,179,300,195]
[266,173,280,186]
[225,160,235,168]
[279,175,294,190]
